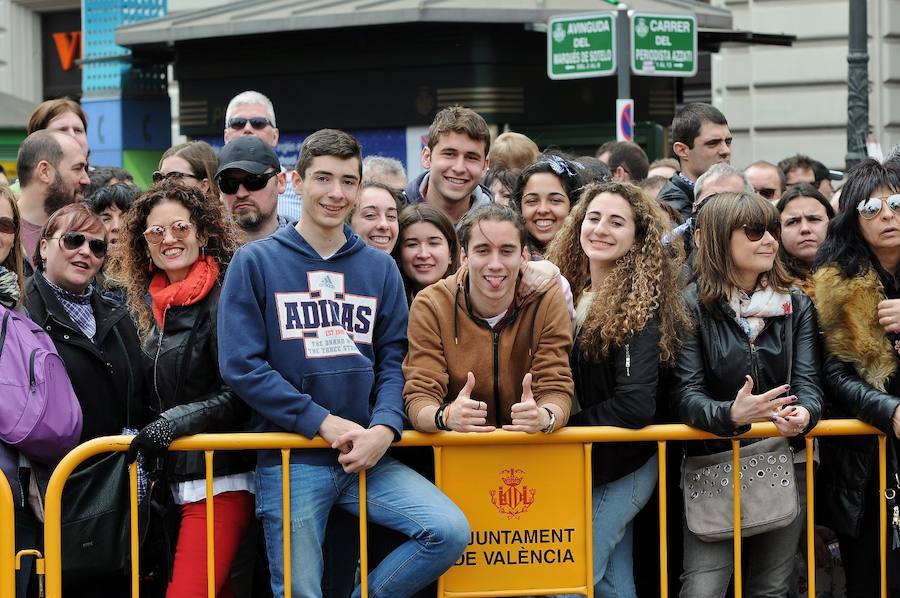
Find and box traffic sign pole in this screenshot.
[616,4,630,100]
[615,3,632,142]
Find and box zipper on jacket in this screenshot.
[28,348,38,391]
[749,341,760,387]
[492,331,501,422]
[625,343,631,377]
[152,313,166,413]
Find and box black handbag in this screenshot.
[60,327,149,576]
[60,451,132,574]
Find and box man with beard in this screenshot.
[216,136,284,242]
[16,130,89,267]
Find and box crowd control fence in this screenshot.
[2,419,884,598]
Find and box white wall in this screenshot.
[0,0,43,104]
[712,0,900,170]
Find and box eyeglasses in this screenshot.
[0,216,14,235]
[143,220,194,245]
[755,187,778,200]
[856,194,900,220]
[742,222,781,242]
[152,170,199,184]
[50,232,108,258]
[217,170,278,194]
[226,117,273,130]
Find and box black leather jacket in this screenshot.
[571,315,660,486]
[143,284,252,483]
[671,285,823,456]
[657,172,694,223]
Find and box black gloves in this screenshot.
[127,418,175,465]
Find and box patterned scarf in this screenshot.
[148,255,219,327]
[44,275,96,340]
[727,277,793,343]
[0,265,20,309]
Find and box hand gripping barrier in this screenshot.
[38,420,889,598]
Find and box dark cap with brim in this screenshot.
[216,136,281,177]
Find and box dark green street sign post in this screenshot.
[630,12,697,77]
[547,13,616,80]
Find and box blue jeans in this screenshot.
[560,454,659,598]
[255,455,470,598]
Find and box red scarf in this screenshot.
[149,255,219,327]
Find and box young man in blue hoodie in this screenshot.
[218,129,469,598]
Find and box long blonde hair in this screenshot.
[547,181,690,365]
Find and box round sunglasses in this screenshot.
[49,232,108,258]
[856,194,900,220]
[143,220,194,245]
[742,221,781,242]
[216,170,278,195]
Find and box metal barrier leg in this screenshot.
[358,471,368,598]
[0,469,15,598]
[282,449,292,598]
[731,440,742,598]
[880,436,888,598]
[129,460,140,598]
[205,450,216,598]
[805,438,815,598]
[658,441,668,598]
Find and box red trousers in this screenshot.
[166,490,254,598]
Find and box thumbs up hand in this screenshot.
[503,373,550,434]
[445,372,495,433]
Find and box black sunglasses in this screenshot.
[226,117,273,130]
[152,170,199,183]
[51,232,108,258]
[0,216,14,235]
[217,170,278,195]
[742,221,781,242]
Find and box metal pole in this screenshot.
[846,0,869,170]
[617,4,630,99]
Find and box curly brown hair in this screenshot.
[116,181,240,336]
[546,181,690,365]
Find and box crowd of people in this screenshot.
[1,91,899,598]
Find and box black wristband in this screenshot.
[435,403,450,431]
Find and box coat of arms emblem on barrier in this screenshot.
[490,467,536,519]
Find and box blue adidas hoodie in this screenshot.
[217,224,408,466]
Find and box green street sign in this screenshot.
[547,13,616,80]
[631,13,697,77]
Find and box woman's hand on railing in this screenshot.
[772,405,811,437]
[730,376,796,427]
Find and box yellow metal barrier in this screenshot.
[0,469,15,598]
[40,419,887,598]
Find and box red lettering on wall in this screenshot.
[51,31,82,71]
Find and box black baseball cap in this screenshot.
[216,136,281,178]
